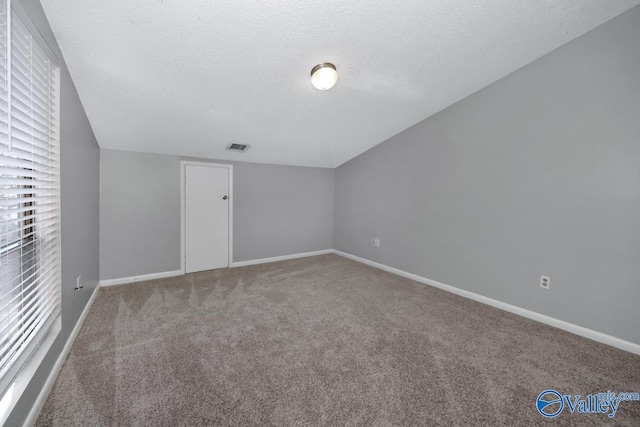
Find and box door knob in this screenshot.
[222,195,228,200]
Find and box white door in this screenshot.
[185,165,230,273]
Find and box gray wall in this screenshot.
[229,160,334,261]
[100,150,334,280]
[7,0,101,425]
[334,7,640,345]
[100,150,181,279]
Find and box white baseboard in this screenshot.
[333,250,640,355]
[231,249,333,268]
[99,269,183,287]
[24,283,102,427]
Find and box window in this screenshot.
[0,0,60,405]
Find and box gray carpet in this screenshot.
[37,254,640,426]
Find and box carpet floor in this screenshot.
[37,254,640,426]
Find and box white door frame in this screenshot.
[180,161,234,274]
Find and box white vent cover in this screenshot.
[226,143,250,152]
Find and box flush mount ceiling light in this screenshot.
[310,63,338,90]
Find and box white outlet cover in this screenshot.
[540,275,550,289]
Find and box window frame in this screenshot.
[0,0,61,423]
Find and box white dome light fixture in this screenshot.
[310,63,338,90]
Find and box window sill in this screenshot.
[0,316,61,425]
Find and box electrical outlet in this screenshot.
[540,275,550,290]
[75,275,83,291]
[371,238,381,248]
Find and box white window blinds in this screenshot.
[0,0,60,398]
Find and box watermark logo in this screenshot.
[536,389,640,418]
[536,390,564,418]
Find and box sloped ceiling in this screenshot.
[41,1,639,168]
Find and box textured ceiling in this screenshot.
[41,0,639,168]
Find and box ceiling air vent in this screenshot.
[226,143,250,152]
